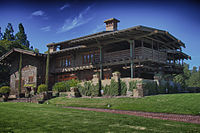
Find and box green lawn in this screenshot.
[0,102,200,132]
[47,93,200,115]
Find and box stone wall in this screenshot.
[9,54,46,96]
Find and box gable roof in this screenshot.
[0,48,45,63]
[47,25,185,49]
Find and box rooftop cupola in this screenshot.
[104,18,120,31]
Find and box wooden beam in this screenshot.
[18,53,22,97]
[99,45,103,80]
[45,48,50,88]
[145,36,174,49]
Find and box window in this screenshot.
[28,76,33,83]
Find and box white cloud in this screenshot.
[41,26,51,32]
[32,10,45,16]
[57,6,92,33]
[60,3,70,11]
[91,24,105,33]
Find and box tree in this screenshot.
[173,74,185,88]
[0,27,3,40]
[192,66,197,74]
[15,23,30,47]
[3,23,15,41]
[34,48,39,53]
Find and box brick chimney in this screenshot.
[104,18,120,31]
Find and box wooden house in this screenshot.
[0,18,190,96]
[47,18,190,83]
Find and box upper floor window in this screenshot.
[82,52,94,64]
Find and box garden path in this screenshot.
[64,106,200,124]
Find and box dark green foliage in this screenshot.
[0,27,3,40]
[3,23,15,41]
[157,85,166,94]
[37,84,48,93]
[15,23,30,47]
[0,86,10,94]
[144,82,157,95]
[120,80,127,96]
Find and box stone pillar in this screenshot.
[92,74,99,85]
[133,82,145,98]
[70,87,81,97]
[111,72,121,82]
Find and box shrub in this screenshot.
[103,84,110,96]
[144,81,158,95]
[37,84,48,93]
[157,85,166,94]
[53,82,69,92]
[67,79,80,88]
[129,81,137,92]
[0,86,10,94]
[107,79,119,96]
[91,83,99,97]
[120,80,127,96]
[78,82,92,96]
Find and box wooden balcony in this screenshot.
[94,47,167,65]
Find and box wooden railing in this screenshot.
[94,47,167,64]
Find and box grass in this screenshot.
[47,93,200,115]
[0,102,200,132]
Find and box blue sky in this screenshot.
[0,0,200,68]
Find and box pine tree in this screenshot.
[3,23,15,40]
[15,23,30,47]
[0,27,3,40]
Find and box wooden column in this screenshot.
[18,53,22,96]
[45,47,50,88]
[129,40,135,78]
[99,45,103,80]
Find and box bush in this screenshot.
[53,82,69,92]
[67,79,80,88]
[78,82,92,96]
[144,82,157,95]
[91,83,99,97]
[106,79,119,96]
[157,85,166,94]
[0,86,10,94]
[37,84,48,93]
[129,81,137,92]
[120,80,127,96]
